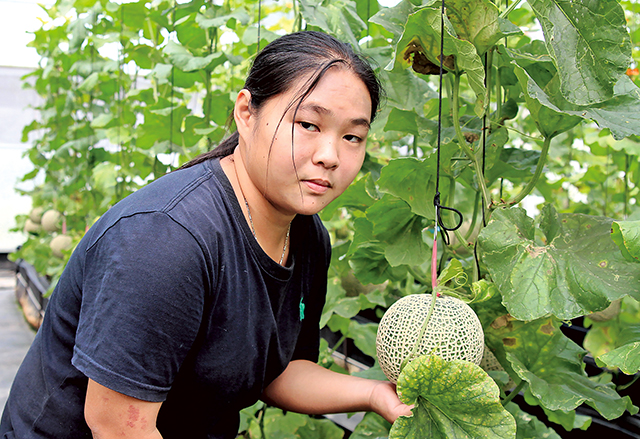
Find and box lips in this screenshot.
[303,178,332,194]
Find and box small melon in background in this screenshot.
[376,293,484,383]
[41,210,62,232]
[50,234,73,258]
[29,207,44,224]
[24,219,41,233]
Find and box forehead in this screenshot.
[291,68,372,121]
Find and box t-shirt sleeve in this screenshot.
[290,218,331,363]
[72,212,211,402]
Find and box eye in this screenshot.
[299,121,319,132]
[344,134,364,144]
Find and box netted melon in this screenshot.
[24,219,41,233]
[41,210,62,232]
[50,234,72,258]
[376,294,484,383]
[29,207,44,224]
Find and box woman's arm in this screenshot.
[85,379,164,439]
[262,359,412,424]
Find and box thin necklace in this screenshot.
[242,192,291,265]
[233,158,291,265]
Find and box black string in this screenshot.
[433,0,463,246]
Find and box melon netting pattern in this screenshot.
[376,294,484,383]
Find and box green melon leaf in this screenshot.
[299,0,366,48]
[512,64,582,139]
[164,41,226,72]
[392,6,487,117]
[611,221,640,263]
[376,157,441,219]
[485,317,636,419]
[445,0,522,55]
[527,0,632,106]
[350,412,391,439]
[348,217,404,285]
[514,58,640,140]
[296,416,345,439]
[504,403,562,439]
[597,342,640,375]
[390,355,516,439]
[365,195,430,267]
[479,204,640,320]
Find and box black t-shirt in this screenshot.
[1,159,330,438]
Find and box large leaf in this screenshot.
[445,0,521,55]
[390,355,516,438]
[527,0,632,106]
[299,0,367,48]
[597,342,640,375]
[585,296,640,374]
[479,205,640,320]
[504,403,561,439]
[514,58,640,140]
[611,220,640,263]
[348,217,407,285]
[485,317,637,419]
[376,157,446,219]
[350,412,391,439]
[512,64,582,139]
[365,195,430,267]
[164,41,226,72]
[391,6,487,116]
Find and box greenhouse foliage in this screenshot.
[12,0,640,437]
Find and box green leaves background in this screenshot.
[15,0,640,437]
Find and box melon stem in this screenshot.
[400,291,439,373]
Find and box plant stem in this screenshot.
[464,191,480,242]
[329,334,347,357]
[501,380,526,406]
[451,73,492,212]
[500,0,524,18]
[624,154,630,219]
[504,135,552,207]
[400,291,439,373]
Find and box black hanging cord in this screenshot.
[433,0,463,246]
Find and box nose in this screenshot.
[314,137,339,169]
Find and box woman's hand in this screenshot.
[368,380,413,424]
[262,360,413,425]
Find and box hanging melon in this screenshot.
[41,210,62,232]
[29,207,44,224]
[50,234,73,258]
[376,293,484,384]
[24,219,41,233]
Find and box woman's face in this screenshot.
[239,67,372,217]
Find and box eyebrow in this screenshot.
[298,103,371,129]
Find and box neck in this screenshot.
[220,151,294,265]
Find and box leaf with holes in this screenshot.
[390,355,516,439]
[478,204,640,320]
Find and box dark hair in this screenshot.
[180,30,383,169]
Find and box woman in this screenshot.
[1,31,411,438]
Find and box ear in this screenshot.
[234,89,253,140]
